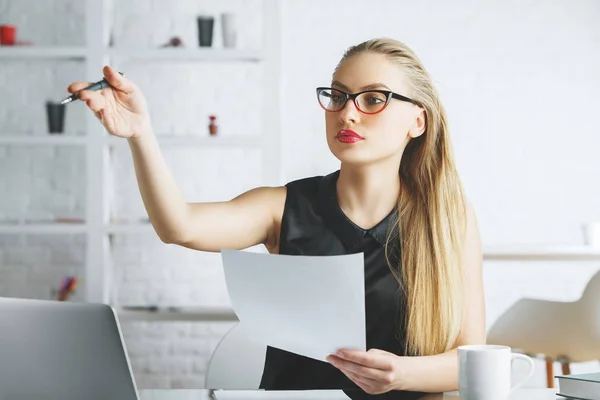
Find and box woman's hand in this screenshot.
[327,348,405,395]
[67,65,151,139]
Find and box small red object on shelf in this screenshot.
[208,115,218,136]
[0,25,16,46]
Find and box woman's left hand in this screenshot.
[326,348,405,395]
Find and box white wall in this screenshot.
[1,0,599,389]
[279,0,600,385]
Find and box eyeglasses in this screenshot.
[316,87,419,115]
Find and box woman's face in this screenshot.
[323,52,425,167]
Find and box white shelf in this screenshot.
[115,306,238,322]
[482,245,600,261]
[0,223,87,234]
[0,46,87,59]
[106,47,263,62]
[0,136,87,146]
[105,222,155,234]
[0,135,259,148]
[0,222,154,235]
[105,135,261,148]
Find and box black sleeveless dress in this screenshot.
[258,170,425,399]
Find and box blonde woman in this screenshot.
[68,37,486,399]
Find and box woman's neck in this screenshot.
[336,160,400,230]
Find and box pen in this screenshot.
[60,71,125,105]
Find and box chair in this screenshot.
[486,269,600,388]
[205,322,267,390]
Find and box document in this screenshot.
[220,249,366,362]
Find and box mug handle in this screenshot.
[510,353,535,391]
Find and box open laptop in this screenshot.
[0,296,139,400]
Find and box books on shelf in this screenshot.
[556,372,600,400]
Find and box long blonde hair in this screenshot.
[336,38,467,356]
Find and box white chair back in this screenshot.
[205,322,267,390]
[487,269,600,362]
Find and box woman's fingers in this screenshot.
[66,81,94,94]
[102,65,135,93]
[78,90,106,112]
[339,369,378,394]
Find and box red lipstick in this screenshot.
[336,129,364,144]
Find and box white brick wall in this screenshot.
[121,321,236,389]
[0,234,86,301]
[0,146,85,222]
[1,0,599,390]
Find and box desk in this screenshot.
[139,389,561,399]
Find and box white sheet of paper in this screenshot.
[220,249,366,362]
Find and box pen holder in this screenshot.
[46,101,66,134]
[197,16,214,47]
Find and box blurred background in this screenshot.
[0,0,599,390]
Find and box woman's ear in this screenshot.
[409,107,426,138]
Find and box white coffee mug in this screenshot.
[458,345,534,400]
[221,12,237,48]
[582,222,600,247]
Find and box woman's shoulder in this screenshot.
[284,170,338,194]
[244,171,336,214]
[279,171,339,217]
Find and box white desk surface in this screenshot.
[139,388,561,400]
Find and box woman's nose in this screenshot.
[339,99,361,124]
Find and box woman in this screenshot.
[68,37,486,398]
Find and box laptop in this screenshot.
[0,296,139,400]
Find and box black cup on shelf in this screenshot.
[46,101,66,134]
[197,16,214,47]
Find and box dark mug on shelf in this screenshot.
[46,101,66,134]
[197,16,214,47]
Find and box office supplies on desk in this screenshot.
[556,372,600,400]
[57,275,78,301]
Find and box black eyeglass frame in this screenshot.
[316,86,420,114]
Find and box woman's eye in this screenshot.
[367,96,384,104]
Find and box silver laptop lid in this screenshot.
[0,297,139,400]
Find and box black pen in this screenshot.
[60,71,125,105]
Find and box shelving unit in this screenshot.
[104,135,260,148]
[0,223,87,235]
[0,46,87,59]
[105,222,154,235]
[0,135,262,148]
[106,47,263,62]
[0,136,87,145]
[0,0,283,315]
